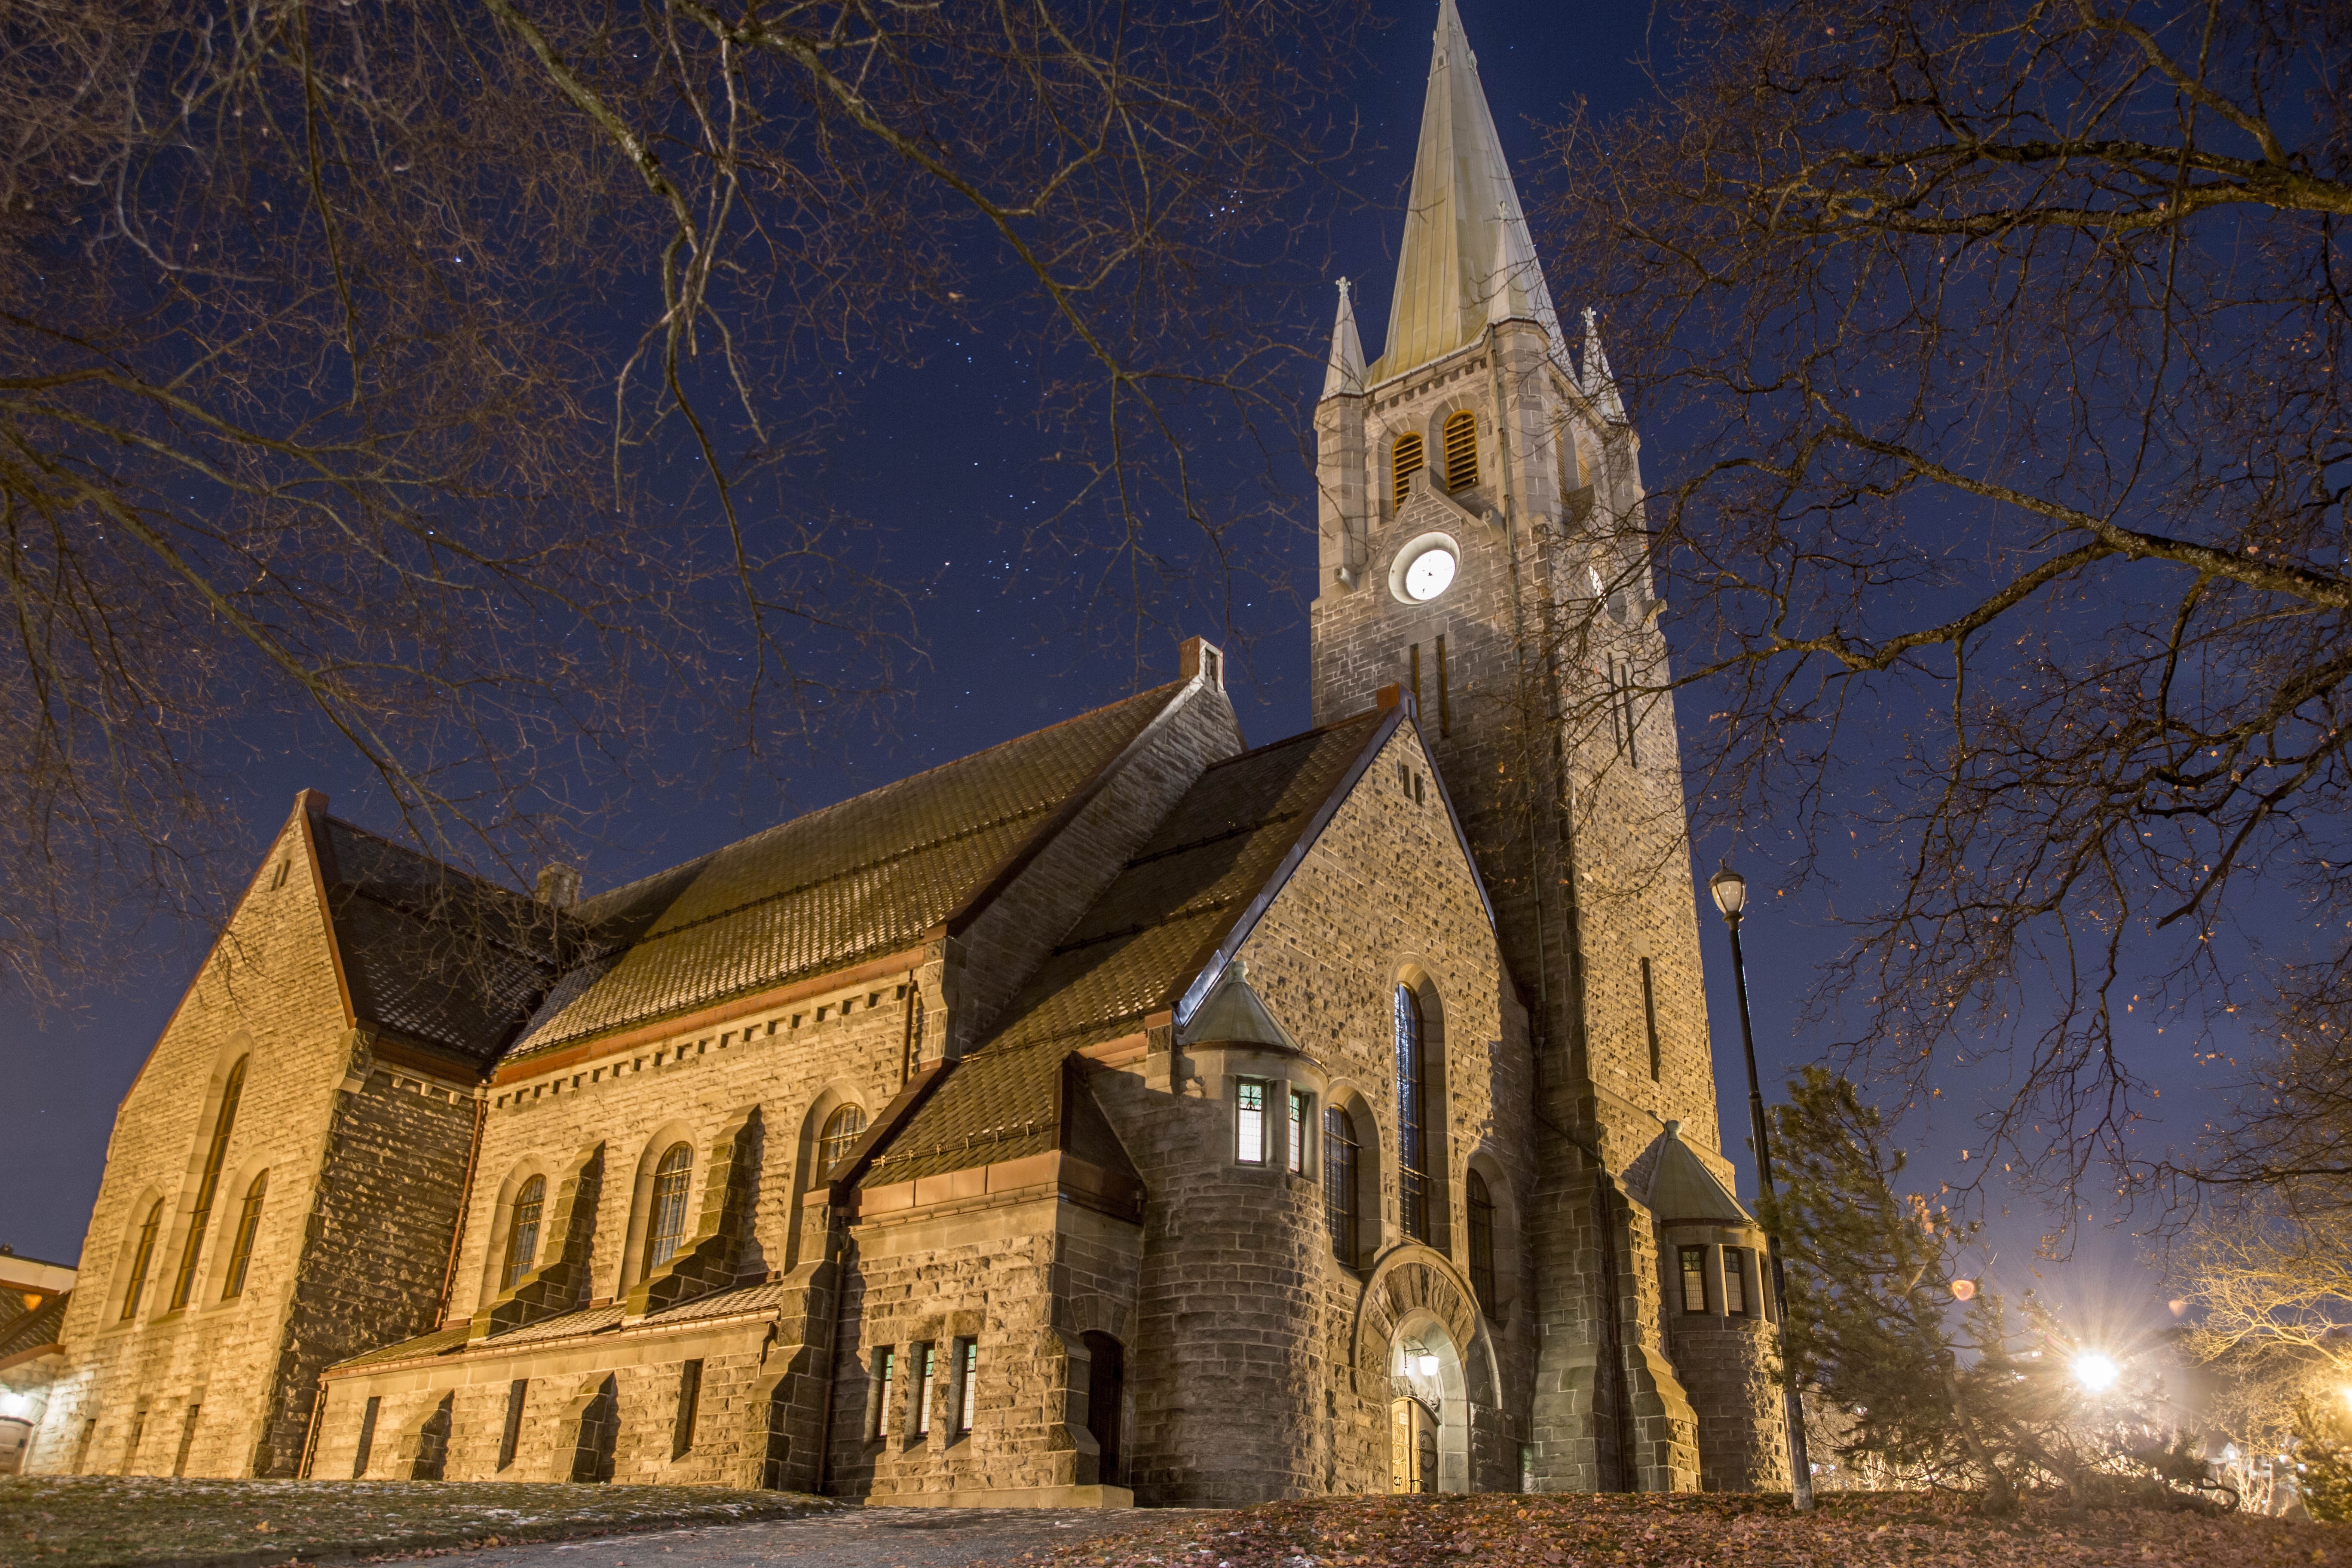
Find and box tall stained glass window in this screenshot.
[1396,986,1428,1243]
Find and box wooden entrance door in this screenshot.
[1389,1397,1437,1494]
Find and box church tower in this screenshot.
[1310,0,1782,1494]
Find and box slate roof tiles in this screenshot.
[505,682,1187,1059]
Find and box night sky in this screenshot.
[0,2,2214,1353]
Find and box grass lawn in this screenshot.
[1040,1490,2350,1568]
[0,1475,829,1568]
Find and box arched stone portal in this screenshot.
[1354,1253,1489,1494]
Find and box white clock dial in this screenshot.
[1403,547,1455,601]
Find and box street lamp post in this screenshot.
[1709,863,1815,1512]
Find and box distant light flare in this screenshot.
[2072,1352,2120,1393]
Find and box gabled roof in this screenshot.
[848,709,1409,1194]
[1368,0,1564,385]
[506,681,1197,1059]
[979,709,1392,1056]
[313,819,576,1070]
[1644,1121,1754,1227]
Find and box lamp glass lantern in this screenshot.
[1709,865,1748,920]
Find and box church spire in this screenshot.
[1322,277,1367,399]
[1367,0,1561,385]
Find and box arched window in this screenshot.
[1442,410,1478,490]
[221,1171,268,1299]
[1323,1106,1360,1264]
[1391,432,1425,506]
[1467,1168,1496,1312]
[1395,987,1429,1243]
[169,1057,247,1311]
[643,1143,694,1274]
[120,1198,163,1321]
[819,1106,867,1176]
[502,1175,546,1290]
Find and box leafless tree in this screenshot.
[1537,0,2351,1216]
[0,0,1364,997]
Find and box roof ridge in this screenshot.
[576,799,1066,958]
[320,816,539,905]
[1197,708,1379,773]
[572,680,1185,917]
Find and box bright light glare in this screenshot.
[1404,548,1456,601]
[2072,1352,2120,1393]
[1415,1354,1441,1377]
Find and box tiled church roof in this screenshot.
[313,820,577,1070]
[982,710,1387,1054]
[858,710,1396,1190]
[505,681,1191,1059]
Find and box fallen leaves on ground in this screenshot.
[0,1475,830,1568]
[1037,1491,2347,1568]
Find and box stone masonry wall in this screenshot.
[267,1062,478,1472]
[1309,318,1734,1491]
[28,798,367,1481]
[821,1197,1137,1503]
[1091,721,1531,1504]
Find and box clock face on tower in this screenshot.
[1390,533,1460,605]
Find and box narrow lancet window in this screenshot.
[1396,986,1429,1243]
[169,1057,247,1310]
[120,1198,163,1321]
[1467,1168,1496,1312]
[502,1176,545,1290]
[221,1170,268,1298]
[1323,1107,1360,1264]
[643,1142,693,1274]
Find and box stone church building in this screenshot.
[27,0,1787,1504]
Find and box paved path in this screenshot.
[426,1507,1227,1568]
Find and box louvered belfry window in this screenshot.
[1392,432,1425,505]
[1442,410,1478,490]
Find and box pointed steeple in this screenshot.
[1322,277,1367,399]
[1580,306,1627,424]
[1368,0,1562,384]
